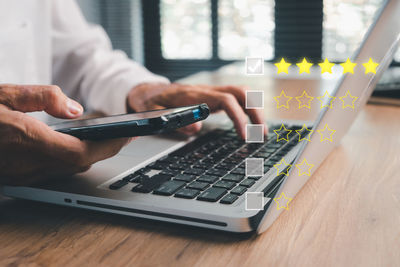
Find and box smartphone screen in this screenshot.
[50,106,194,130]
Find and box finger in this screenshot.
[215,85,267,133]
[0,84,83,118]
[177,121,203,135]
[209,92,249,139]
[82,138,131,165]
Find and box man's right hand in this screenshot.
[0,84,130,186]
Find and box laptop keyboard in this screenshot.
[109,124,304,204]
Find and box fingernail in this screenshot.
[67,99,83,115]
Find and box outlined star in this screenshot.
[340,58,357,74]
[295,158,314,176]
[319,58,335,74]
[296,58,313,74]
[295,90,314,109]
[273,192,292,210]
[339,90,358,109]
[362,58,379,74]
[274,158,292,176]
[273,123,292,142]
[316,90,336,109]
[295,124,313,142]
[274,58,291,74]
[317,123,336,142]
[273,90,293,109]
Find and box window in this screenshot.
[160,0,212,59]
[218,0,274,60]
[143,0,399,80]
[322,0,384,60]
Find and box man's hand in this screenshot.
[0,84,130,185]
[127,83,267,139]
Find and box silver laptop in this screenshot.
[2,0,399,234]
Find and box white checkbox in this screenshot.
[246,57,264,75]
[246,124,264,143]
[245,192,265,210]
[246,90,265,109]
[245,158,264,177]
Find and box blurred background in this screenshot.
[77,0,398,81]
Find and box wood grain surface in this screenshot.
[1,63,399,267]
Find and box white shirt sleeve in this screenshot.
[51,0,169,115]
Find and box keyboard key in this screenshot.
[169,163,190,170]
[230,167,245,175]
[214,162,236,170]
[153,180,186,196]
[174,174,197,182]
[231,185,247,195]
[131,174,172,193]
[214,180,236,190]
[222,173,244,183]
[206,168,228,176]
[240,178,256,188]
[174,188,200,199]
[220,194,239,204]
[109,180,128,190]
[160,169,181,176]
[197,187,228,202]
[183,168,206,176]
[197,174,219,183]
[187,181,209,191]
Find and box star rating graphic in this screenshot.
[339,90,358,109]
[296,58,313,74]
[295,158,314,176]
[274,123,292,142]
[271,58,379,75]
[319,58,335,74]
[317,91,336,109]
[295,90,314,109]
[340,58,357,74]
[363,58,379,74]
[295,124,313,142]
[275,58,291,74]
[273,192,292,210]
[273,158,292,176]
[273,90,293,109]
[317,123,336,142]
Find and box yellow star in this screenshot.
[316,90,336,109]
[274,58,291,74]
[317,124,336,142]
[295,90,314,109]
[339,90,358,109]
[295,158,314,176]
[295,124,313,142]
[273,123,292,142]
[273,192,292,210]
[362,58,379,74]
[273,90,293,109]
[273,158,292,176]
[296,58,313,74]
[318,58,335,74]
[340,58,357,74]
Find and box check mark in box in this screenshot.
[245,192,265,210]
[246,57,264,75]
[246,90,264,109]
[245,158,264,177]
[246,124,264,143]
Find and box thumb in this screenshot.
[0,84,83,119]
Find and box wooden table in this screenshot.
[1,63,400,267]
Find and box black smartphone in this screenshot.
[49,104,210,140]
